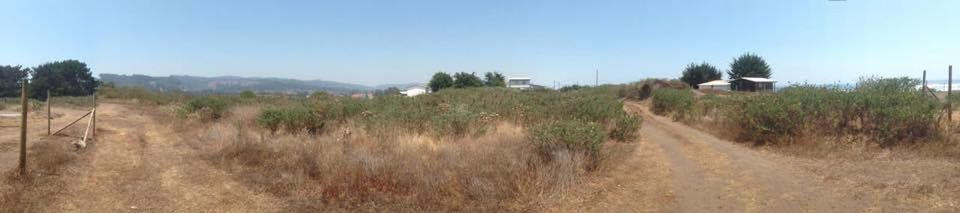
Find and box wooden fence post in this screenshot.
[19,79,28,177]
[949,66,954,141]
[92,94,96,138]
[47,90,51,136]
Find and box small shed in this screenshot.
[697,80,731,91]
[400,86,428,97]
[731,77,776,92]
[507,77,531,89]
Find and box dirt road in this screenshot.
[565,102,959,212]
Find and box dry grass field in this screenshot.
[2,86,959,212]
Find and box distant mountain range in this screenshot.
[99,74,379,95]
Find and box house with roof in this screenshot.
[507,77,531,89]
[400,86,428,97]
[730,77,776,92]
[697,80,731,91]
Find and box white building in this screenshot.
[697,80,731,91]
[507,77,531,89]
[400,86,428,97]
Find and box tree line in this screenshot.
[428,71,506,92]
[0,60,99,99]
[680,53,772,88]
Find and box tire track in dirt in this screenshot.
[42,103,281,212]
[626,102,871,212]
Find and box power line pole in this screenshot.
[595,69,599,87]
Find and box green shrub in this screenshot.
[178,96,230,121]
[529,120,606,159]
[256,104,324,134]
[240,90,256,99]
[257,107,285,133]
[609,114,642,142]
[719,78,941,146]
[431,105,477,137]
[652,89,695,121]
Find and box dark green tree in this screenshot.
[453,72,483,88]
[428,72,454,92]
[0,65,29,97]
[680,62,722,88]
[484,72,506,87]
[559,84,590,92]
[30,60,100,99]
[727,53,772,79]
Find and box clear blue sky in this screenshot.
[1,0,957,86]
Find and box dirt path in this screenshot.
[566,102,880,212]
[37,103,281,212]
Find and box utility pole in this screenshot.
[595,69,599,87]
[19,79,28,177]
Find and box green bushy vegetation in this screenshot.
[178,96,233,121]
[651,88,696,121]
[609,114,643,142]
[256,104,325,134]
[256,87,641,149]
[619,78,688,100]
[692,77,942,146]
[529,120,606,163]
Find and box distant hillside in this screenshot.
[100,74,371,95]
[374,83,424,90]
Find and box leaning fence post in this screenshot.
[19,79,28,177]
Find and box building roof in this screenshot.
[507,77,531,80]
[738,77,776,83]
[698,80,731,86]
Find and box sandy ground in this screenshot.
[1,103,280,212]
[3,102,959,212]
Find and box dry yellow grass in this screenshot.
[178,106,615,211]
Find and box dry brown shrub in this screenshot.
[185,109,608,211]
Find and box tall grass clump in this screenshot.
[651,88,696,122]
